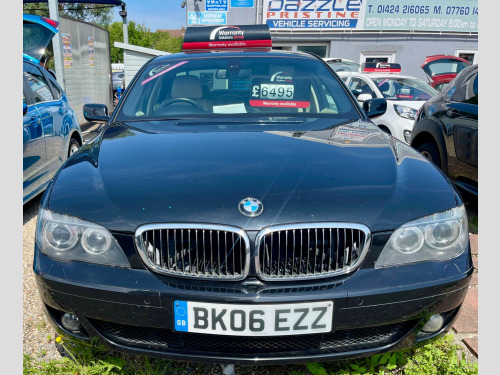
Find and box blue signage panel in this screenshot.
[188,12,227,25]
[206,0,228,12]
[231,0,254,7]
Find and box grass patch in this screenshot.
[23,333,477,375]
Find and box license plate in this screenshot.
[174,300,333,336]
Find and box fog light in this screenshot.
[404,130,412,144]
[422,314,444,333]
[61,313,82,332]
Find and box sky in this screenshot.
[112,0,188,31]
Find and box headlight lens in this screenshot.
[36,208,130,267]
[375,205,468,268]
[394,104,417,120]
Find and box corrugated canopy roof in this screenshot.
[24,0,123,5]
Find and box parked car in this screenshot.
[421,55,471,92]
[338,63,438,144]
[112,71,124,91]
[411,64,478,196]
[34,25,472,366]
[23,14,83,204]
[323,57,361,72]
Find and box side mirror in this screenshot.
[357,93,373,102]
[23,102,28,116]
[83,103,109,123]
[363,98,387,118]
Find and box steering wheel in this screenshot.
[161,98,203,110]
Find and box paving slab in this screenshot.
[469,234,478,255]
[453,288,478,334]
[463,337,478,357]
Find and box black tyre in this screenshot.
[68,139,80,158]
[417,142,441,168]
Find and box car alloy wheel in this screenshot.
[417,142,441,168]
[68,139,80,157]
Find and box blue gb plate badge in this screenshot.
[174,300,188,332]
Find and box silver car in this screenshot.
[112,71,124,91]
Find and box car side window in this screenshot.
[23,62,54,103]
[46,73,63,99]
[348,78,376,99]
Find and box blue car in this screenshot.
[23,14,83,204]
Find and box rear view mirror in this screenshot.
[83,103,109,123]
[363,98,387,118]
[215,69,251,79]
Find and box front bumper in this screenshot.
[34,241,472,365]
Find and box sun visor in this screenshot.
[182,25,272,51]
[362,62,402,73]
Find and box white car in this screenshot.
[323,58,361,73]
[337,65,438,144]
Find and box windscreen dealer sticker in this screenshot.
[250,76,310,108]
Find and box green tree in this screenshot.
[108,21,153,63]
[150,30,183,54]
[23,3,113,28]
[108,22,184,63]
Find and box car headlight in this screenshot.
[394,104,417,120]
[375,205,468,268]
[36,208,130,267]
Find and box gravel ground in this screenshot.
[23,194,61,360]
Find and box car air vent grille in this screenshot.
[256,224,370,281]
[135,224,250,280]
[89,319,416,355]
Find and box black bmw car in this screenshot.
[34,26,472,365]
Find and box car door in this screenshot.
[23,61,66,182]
[23,71,47,202]
[441,67,478,183]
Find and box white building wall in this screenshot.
[114,42,170,88]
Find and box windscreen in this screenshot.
[116,55,359,120]
[371,77,438,101]
[327,61,361,73]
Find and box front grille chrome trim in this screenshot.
[255,223,371,282]
[135,224,251,281]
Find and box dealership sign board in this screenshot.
[263,0,478,32]
[188,12,227,25]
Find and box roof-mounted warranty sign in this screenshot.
[182,25,272,51]
[362,62,402,73]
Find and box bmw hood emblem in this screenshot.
[238,198,264,217]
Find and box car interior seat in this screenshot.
[158,75,213,114]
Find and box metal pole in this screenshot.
[120,3,129,44]
[47,0,65,90]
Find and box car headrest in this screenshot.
[171,75,203,99]
[378,81,390,92]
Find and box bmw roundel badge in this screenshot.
[238,198,264,217]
